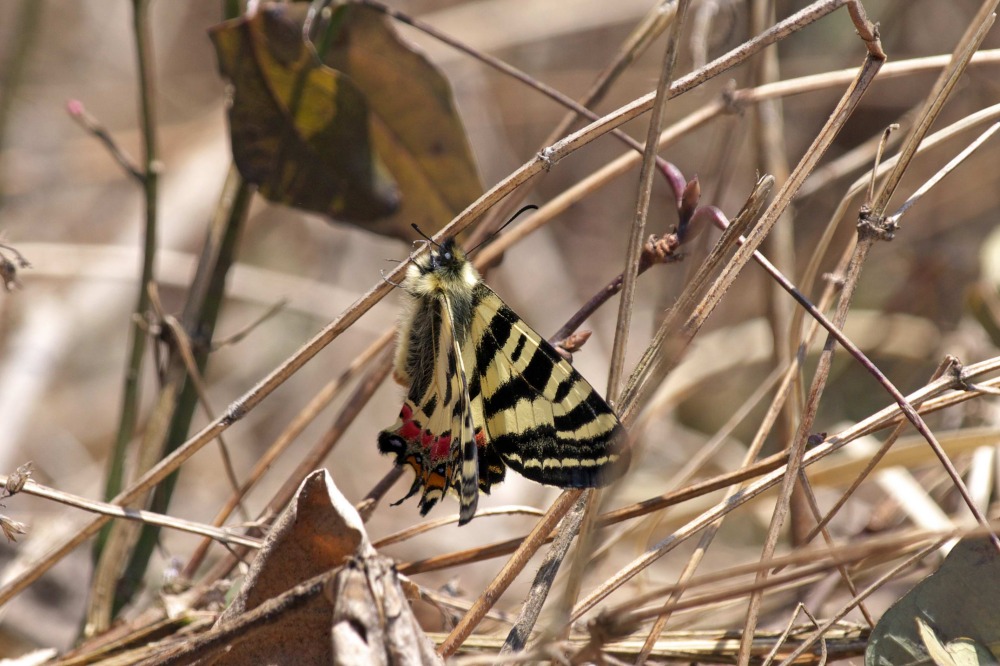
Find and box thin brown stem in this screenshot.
[607,0,690,401]
[775,539,945,665]
[500,494,588,655]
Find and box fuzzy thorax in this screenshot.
[391,239,477,387]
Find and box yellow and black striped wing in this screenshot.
[468,283,629,488]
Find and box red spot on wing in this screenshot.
[475,429,487,448]
[397,404,421,440]
[431,435,451,459]
[400,420,420,440]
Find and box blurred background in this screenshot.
[1,0,999,655]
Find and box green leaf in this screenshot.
[866,537,1000,666]
[917,618,999,666]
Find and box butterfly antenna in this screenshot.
[410,223,441,248]
[468,204,539,255]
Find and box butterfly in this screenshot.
[378,230,630,524]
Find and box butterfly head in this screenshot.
[407,236,479,295]
[426,237,463,270]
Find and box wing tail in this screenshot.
[442,293,479,525]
